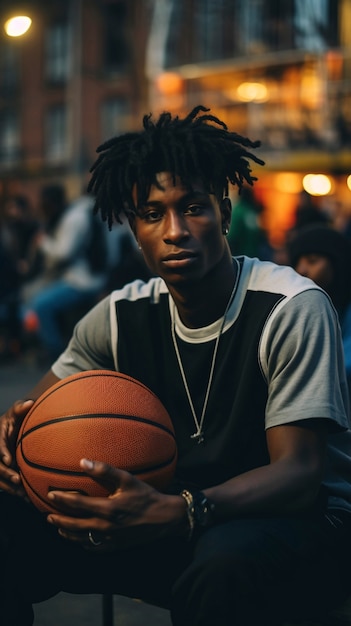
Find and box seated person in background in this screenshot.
[1,194,41,281]
[0,238,20,358]
[21,184,109,361]
[1,106,351,626]
[0,195,40,356]
[287,223,351,395]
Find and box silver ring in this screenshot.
[88,531,103,546]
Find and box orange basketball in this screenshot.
[16,370,177,514]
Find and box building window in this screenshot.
[294,0,329,51]
[0,111,20,164]
[165,0,235,65]
[101,99,129,142]
[194,0,233,61]
[235,0,266,55]
[165,0,298,64]
[45,21,71,83]
[102,2,130,74]
[164,1,187,66]
[45,105,68,162]
[0,42,20,91]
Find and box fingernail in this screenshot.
[80,458,94,469]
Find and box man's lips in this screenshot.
[161,252,198,267]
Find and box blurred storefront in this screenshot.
[0,0,350,249]
[148,0,351,248]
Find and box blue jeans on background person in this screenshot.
[22,281,99,360]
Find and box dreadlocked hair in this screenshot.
[88,105,265,229]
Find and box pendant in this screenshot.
[191,431,205,444]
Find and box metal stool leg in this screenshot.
[102,593,114,626]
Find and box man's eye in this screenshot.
[185,204,202,214]
[142,210,162,222]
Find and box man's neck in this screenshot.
[169,257,238,329]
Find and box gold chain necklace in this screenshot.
[170,278,237,444]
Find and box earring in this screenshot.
[223,227,229,236]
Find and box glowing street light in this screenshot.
[302,174,332,196]
[4,15,32,37]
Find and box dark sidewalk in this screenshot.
[0,359,171,626]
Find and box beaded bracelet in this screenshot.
[180,489,195,541]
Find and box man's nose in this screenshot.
[163,211,189,242]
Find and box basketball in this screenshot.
[16,370,177,514]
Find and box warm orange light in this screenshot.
[155,72,183,96]
[300,70,323,108]
[236,82,268,102]
[326,49,343,81]
[274,173,302,194]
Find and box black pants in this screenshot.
[1,492,350,626]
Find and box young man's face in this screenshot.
[130,172,231,287]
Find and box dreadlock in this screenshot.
[88,105,265,229]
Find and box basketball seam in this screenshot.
[18,449,177,476]
[17,413,176,442]
[20,473,86,513]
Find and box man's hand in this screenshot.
[0,399,34,497]
[46,458,187,551]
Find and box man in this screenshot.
[0,106,351,626]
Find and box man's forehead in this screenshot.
[132,171,208,201]
[155,171,206,190]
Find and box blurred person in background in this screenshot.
[275,190,332,267]
[102,216,152,295]
[1,195,41,280]
[287,223,351,395]
[21,184,109,362]
[227,186,272,260]
[0,195,40,358]
[292,190,331,232]
[0,235,20,359]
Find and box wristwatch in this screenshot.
[192,490,215,528]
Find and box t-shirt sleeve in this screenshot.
[261,289,350,432]
[51,294,115,378]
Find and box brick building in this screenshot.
[0,0,149,205]
[1,0,350,246]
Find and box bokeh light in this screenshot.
[236,82,268,102]
[274,172,302,194]
[4,16,32,37]
[302,174,332,196]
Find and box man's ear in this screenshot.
[220,197,232,234]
